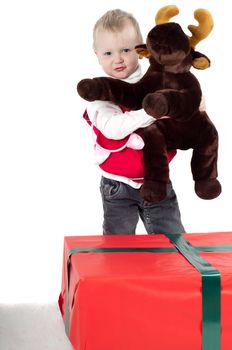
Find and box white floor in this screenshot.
[0,302,73,350]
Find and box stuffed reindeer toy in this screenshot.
[77,5,221,202]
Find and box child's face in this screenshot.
[95,23,140,79]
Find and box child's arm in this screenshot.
[87,100,154,140]
[87,96,206,140]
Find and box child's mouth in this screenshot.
[115,66,126,72]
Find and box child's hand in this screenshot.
[77,79,101,101]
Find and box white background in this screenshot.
[0,0,230,303]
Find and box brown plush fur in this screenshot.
[77,12,221,202]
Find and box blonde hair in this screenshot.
[93,9,143,50]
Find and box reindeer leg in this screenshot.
[191,122,221,199]
[137,124,169,202]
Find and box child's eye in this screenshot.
[122,48,131,53]
[104,51,112,56]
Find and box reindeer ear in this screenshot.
[192,51,211,70]
[135,44,151,59]
[192,57,210,69]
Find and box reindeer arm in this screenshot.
[168,87,201,117]
[143,73,202,119]
[77,71,163,110]
[77,77,142,109]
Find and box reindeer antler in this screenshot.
[155,5,179,25]
[188,9,214,49]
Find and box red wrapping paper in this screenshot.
[59,233,232,350]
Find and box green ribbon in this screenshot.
[166,234,221,350]
[65,238,232,348]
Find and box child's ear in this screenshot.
[94,51,101,65]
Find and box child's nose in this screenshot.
[114,52,124,63]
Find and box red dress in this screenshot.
[83,109,176,183]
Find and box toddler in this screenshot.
[81,9,185,235]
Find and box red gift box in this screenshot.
[59,233,232,350]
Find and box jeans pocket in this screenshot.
[100,177,121,199]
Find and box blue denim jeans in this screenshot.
[100,176,185,235]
